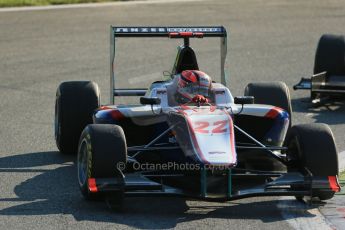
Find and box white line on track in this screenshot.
[278,199,332,230]
[279,149,345,229]
[0,0,206,13]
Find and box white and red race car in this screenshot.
[54,26,340,208]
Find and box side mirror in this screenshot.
[163,71,172,78]
[140,97,161,105]
[234,96,254,105]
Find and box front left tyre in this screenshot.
[77,124,127,207]
[55,81,100,154]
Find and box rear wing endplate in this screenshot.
[110,26,228,104]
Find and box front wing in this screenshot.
[86,170,340,201]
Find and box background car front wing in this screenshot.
[294,71,345,104]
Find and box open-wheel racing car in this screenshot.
[294,34,345,105]
[55,26,341,209]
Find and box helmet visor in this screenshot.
[180,82,210,97]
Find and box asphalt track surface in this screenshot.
[0,0,345,229]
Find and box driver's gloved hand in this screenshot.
[192,95,208,104]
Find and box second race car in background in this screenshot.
[294,34,345,105]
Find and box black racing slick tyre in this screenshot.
[77,124,127,204]
[244,81,292,126]
[284,123,339,201]
[314,34,345,76]
[55,81,100,154]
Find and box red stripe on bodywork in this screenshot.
[328,176,341,192]
[265,106,283,119]
[110,110,125,120]
[98,106,112,110]
[88,178,98,193]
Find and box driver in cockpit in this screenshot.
[173,70,213,105]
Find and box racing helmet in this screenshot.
[175,70,212,104]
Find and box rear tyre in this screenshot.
[284,123,339,201]
[55,81,100,154]
[244,81,292,126]
[77,124,127,204]
[314,34,345,76]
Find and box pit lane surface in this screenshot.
[1,0,345,229]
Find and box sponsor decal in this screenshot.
[115,27,167,33]
[114,27,223,33]
[167,27,222,33]
[208,151,226,154]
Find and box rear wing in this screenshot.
[110,26,228,104]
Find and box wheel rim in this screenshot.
[78,140,88,186]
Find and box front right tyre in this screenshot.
[284,123,339,201]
